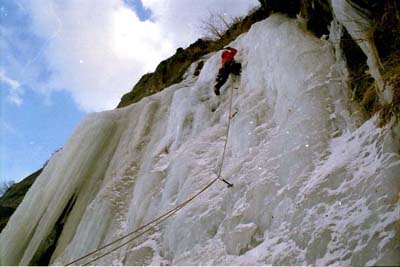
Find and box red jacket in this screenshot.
[221,47,237,66]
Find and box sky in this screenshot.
[0,0,259,184]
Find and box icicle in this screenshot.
[330,0,393,104]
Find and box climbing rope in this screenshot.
[81,176,219,266]
[218,79,236,187]
[65,83,237,266]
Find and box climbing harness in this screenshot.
[65,84,237,266]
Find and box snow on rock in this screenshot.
[0,14,399,266]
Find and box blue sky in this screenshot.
[0,0,88,183]
[0,0,157,183]
[0,0,258,183]
[124,0,152,21]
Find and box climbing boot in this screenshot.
[214,86,220,96]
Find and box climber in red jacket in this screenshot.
[214,47,241,96]
[221,47,237,65]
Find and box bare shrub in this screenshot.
[199,10,244,40]
[0,180,15,197]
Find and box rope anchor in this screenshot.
[220,178,234,188]
[230,110,238,119]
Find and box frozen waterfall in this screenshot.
[0,14,399,266]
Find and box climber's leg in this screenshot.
[214,63,232,96]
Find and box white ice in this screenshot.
[0,14,399,266]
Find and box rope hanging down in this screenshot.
[65,84,237,266]
[218,80,235,188]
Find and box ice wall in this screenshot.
[0,14,399,266]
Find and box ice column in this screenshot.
[331,0,393,104]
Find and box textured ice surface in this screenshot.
[0,15,399,266]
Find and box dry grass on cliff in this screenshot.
[379,55,400,126]
[345,0,400,124]
[376,1,400,124]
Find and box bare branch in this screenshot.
[199,10,240,40]
[0,180,15,197]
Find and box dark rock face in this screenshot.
[258,0,333,37]
[300,0,333,37]
[260,0,301,17]
[0,169,42,233]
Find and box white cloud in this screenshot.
[0,69,23,106]
[142,0,259,46]
[0,69,20,89]
[19,0,259,111]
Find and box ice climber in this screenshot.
[214,47,242,96]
